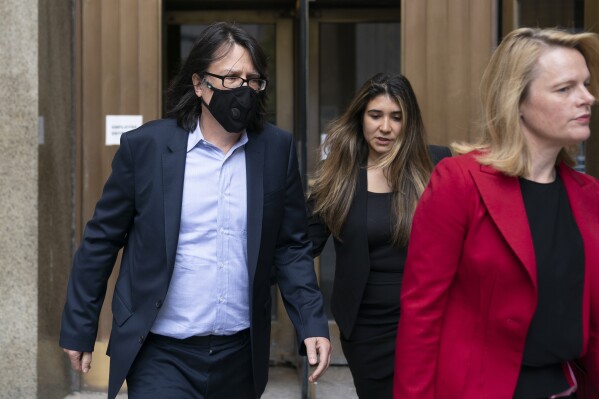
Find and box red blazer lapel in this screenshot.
[470,164,537,289]
[559,163,599,356]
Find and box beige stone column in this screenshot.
[0,0,39,398]
[402,0,496,147]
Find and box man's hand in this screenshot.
[63,349,93,373]
[303,336,332,383]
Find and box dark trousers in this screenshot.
[340,328,395,399]
[126,329,255,399]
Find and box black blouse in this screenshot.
[366,191,406,274]
[513,174,584,398]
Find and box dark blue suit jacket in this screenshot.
[60,118,329,399]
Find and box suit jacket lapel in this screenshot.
[472,164,537,287]
[340,166,369,248]
[559,163,597,229]
[346,166,370,255]
[347,166,371,271]
[162,131,188,275]
[245,132,264,282]
[559,163,599,353]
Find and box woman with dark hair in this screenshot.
[308,72,451,398]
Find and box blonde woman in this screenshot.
[308,72,451,398]
[394,28,599,399]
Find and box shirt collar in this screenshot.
[187,120,248,153]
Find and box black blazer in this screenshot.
[60,119,329,399]
[308,145,451,338]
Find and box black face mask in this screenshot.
[202,83,259,133]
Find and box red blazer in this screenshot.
[394,153,599,399]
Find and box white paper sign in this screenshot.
[105,115,143,146]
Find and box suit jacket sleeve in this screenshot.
[428,144,452,165]
[582,311,599,397]
[579,175,599,397]
[273,139,329,351]
[394,157,472,398]
[587,283,599,394]
[59,133,136,352]
[306,196,331,258]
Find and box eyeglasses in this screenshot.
[204,72,268,92]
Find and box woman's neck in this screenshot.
[526,150,558,183]
[367,166,392,193]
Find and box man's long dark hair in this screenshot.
[165,22,269,132]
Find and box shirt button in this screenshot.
[219,297,224,303]
[138,335,144,344]
[155,299,163,308]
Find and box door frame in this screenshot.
[307,8,401,364]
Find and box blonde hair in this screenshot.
[453,27,599,176]
[309,73,433,247]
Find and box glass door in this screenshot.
[307,8,401,365]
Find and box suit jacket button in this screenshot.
[156,299,163,308]
[138,335,144,344]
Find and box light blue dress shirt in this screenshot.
[151,122,250,338]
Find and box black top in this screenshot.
[513,174,584,398]
[350,191,406,332]
[366,191,407,275]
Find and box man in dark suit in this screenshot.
[60,22,331,399]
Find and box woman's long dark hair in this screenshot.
[165,22,268,132]
[309,72,434,247]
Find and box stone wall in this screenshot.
[0,0,40,398]
[0,0,74,397]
